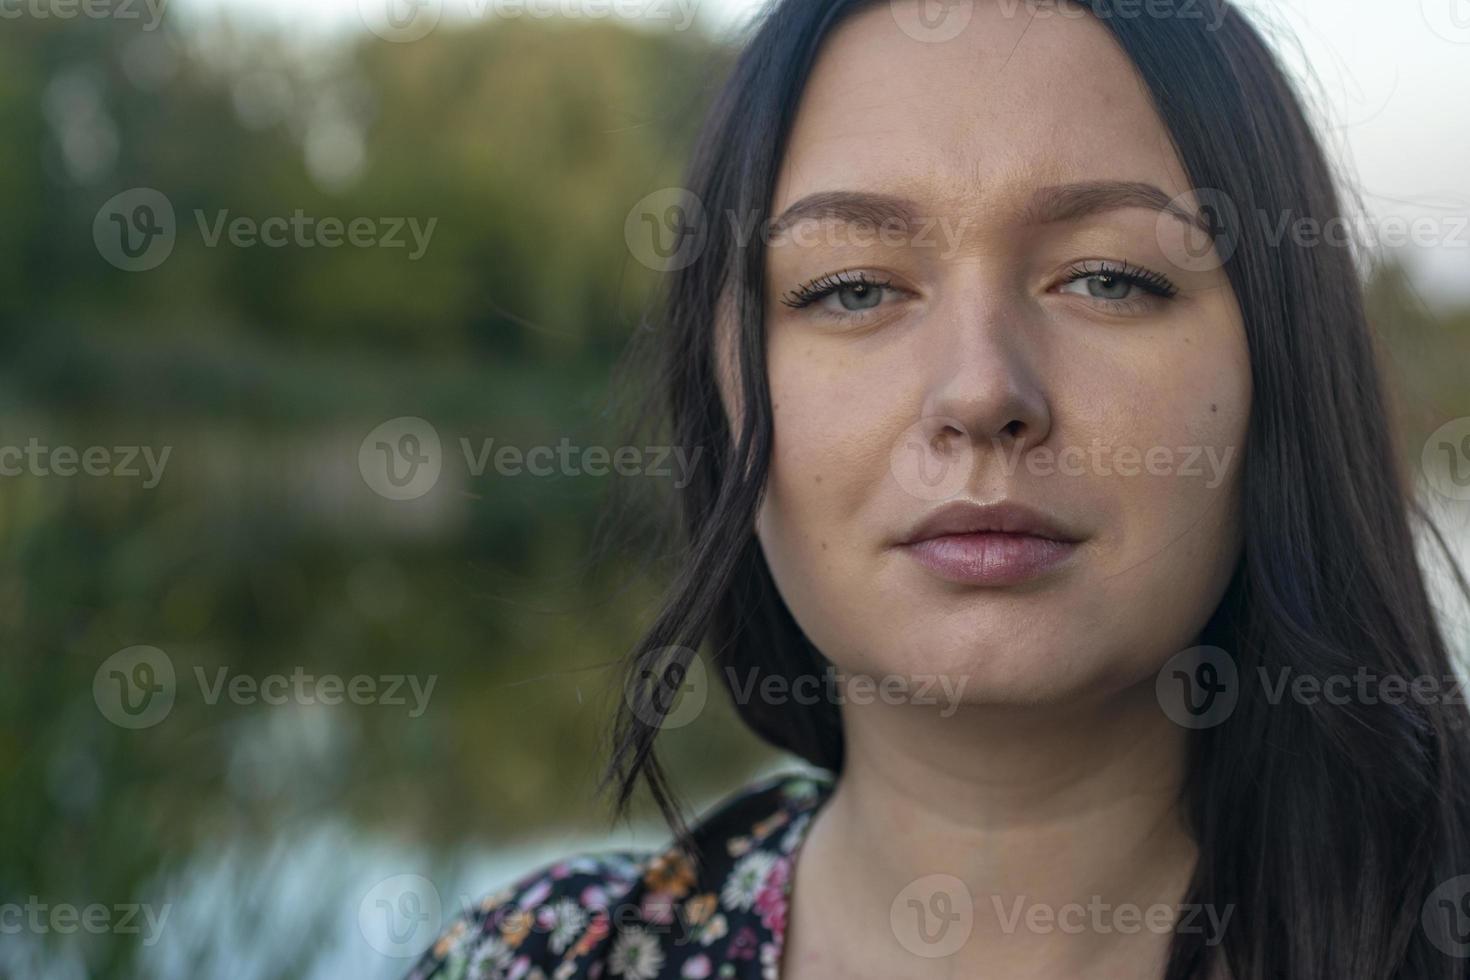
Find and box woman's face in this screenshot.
[747,0,1251,706]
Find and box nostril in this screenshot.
[1000,419,1025,440]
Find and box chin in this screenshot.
[832,607,1166,712]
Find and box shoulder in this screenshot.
[402,851,646,980]
[403,769,834,980]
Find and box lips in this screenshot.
[900,500,1082,545]
[897,500,1083,587]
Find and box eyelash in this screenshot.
[1059,260,1179,302]
[779,270,896,311]
[777,260,1180,317]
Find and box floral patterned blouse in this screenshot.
[404,770,836,980]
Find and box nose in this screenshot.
[913,296,1053,461]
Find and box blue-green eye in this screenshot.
[1058,260,1178,304]
[1066,272,1133,300]
[834,281,883,310]
[780,270,896,313]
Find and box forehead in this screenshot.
[772,1,1192,219]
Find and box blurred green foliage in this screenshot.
[0,10,773,979]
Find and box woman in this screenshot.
[407,0,1470,977]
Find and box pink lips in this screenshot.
[897,500,1082,587]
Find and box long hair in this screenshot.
[601,1,1470,976]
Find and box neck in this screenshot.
[789,678,1208,978]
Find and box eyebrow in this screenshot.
[768,180,1203,236]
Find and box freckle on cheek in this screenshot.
[814,474,822,484]
[1210,403,1217,413]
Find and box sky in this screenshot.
[172,0,1470,305]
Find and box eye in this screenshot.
[1056,260,1178,307]
[779,270,899,315]
[1068,272,1133,300]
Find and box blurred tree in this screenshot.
[0,11,769,979]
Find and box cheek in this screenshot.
[756,335,908,594]
[1058,312,1251,672]
[1095,319,1250,546]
